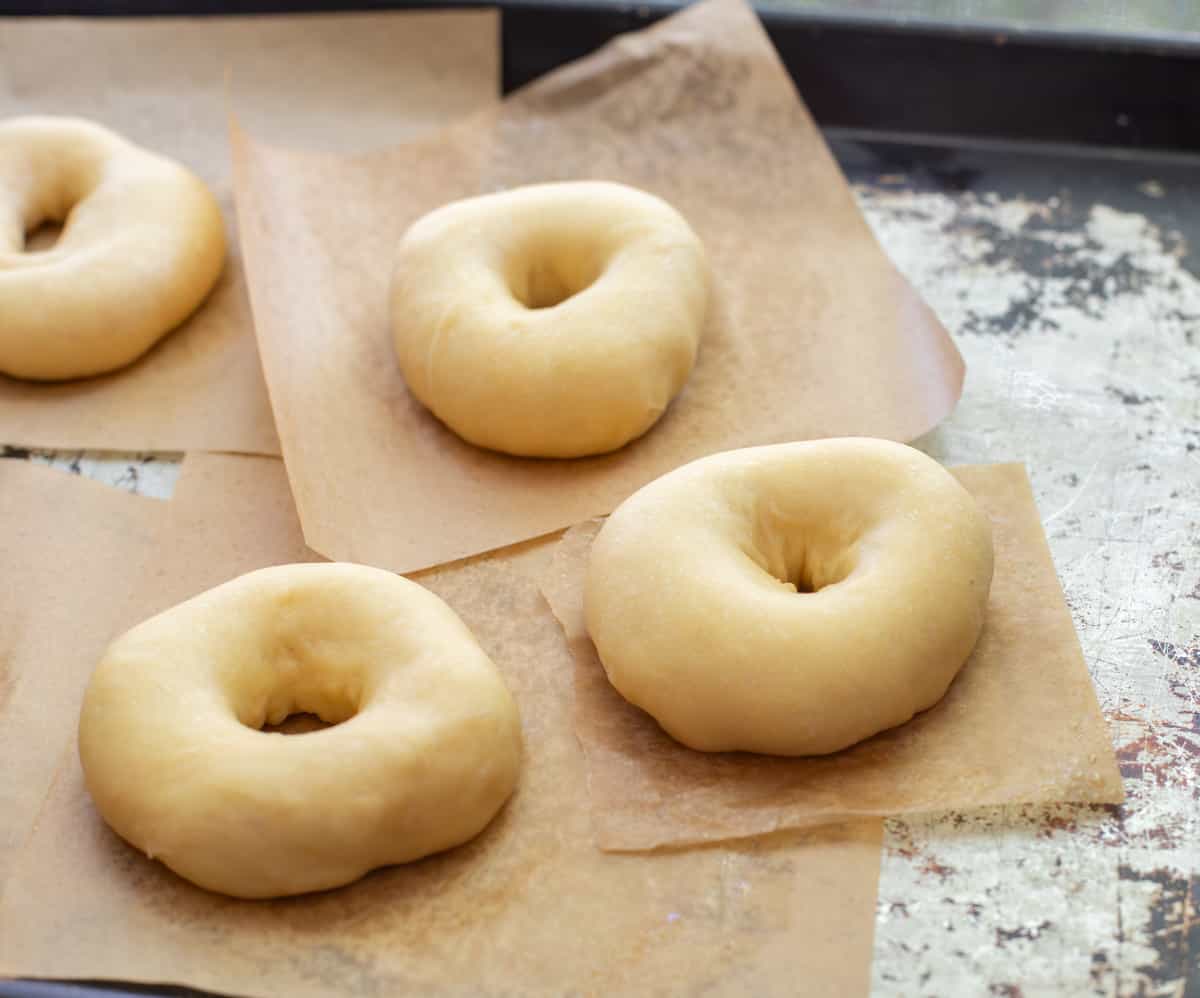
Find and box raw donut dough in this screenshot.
[584,438,994,756]
[79,563,522,899]
[0,116,225,381]
[390,181,710,458]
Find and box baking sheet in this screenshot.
[0,10,498,453]
[0,461,165,895]
[540,462,1126,850]
[0,453,883,998]
[231,0,966,574]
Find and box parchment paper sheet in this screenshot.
[232,0,966,574]
[0,461,165,895]
[0,453,883,998]
[540,462,1126,851]
[0,10,497,453]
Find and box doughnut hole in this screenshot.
[10,144,103,254]
[749,501,862,595]
[503,234,611,310]
[262,713,332,735]
[227,595,375,735]
[23,220,63,252]
[19,187,76,253]
[776,545,857,594]
[240,654,364,733]
[238,662,363,732]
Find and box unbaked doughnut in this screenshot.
[390,181,710,458]
[584,438,994,756]
[79,563,521,899]
[0,116,225,381]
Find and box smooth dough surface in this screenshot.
[584,438,995,756]
[79,563,522,899]
[0,116,226,381]
[391,181,710,458]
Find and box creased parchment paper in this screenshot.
[0,461,165,896]
[0,10,497,453]
[540,462,1125,851]
[232,0,966,574]
[0,453,882,998]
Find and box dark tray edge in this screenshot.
[0,0,1197,153]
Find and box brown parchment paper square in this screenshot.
[0,10,498,453]
[0,452,883,998]
[231,0,966,574]
[0,461,165,896]
[540,462,1126,851]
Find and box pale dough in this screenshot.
[584,438,995,756]
[0,116,225,381]
[390,181,710,458]
[79,563,522,899]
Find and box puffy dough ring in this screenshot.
[79,563,522,899]
[391,181,710,458]
[0,116,226,381]
[585,438,995,756]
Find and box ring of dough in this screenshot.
[79,563,522,899]
[584,438,995,756]
[390,181,710,458]
[0,116,226,381]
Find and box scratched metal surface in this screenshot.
[838,139,1200,997]
[3,139,1198,996]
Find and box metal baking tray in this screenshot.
[0,2,1196,996]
